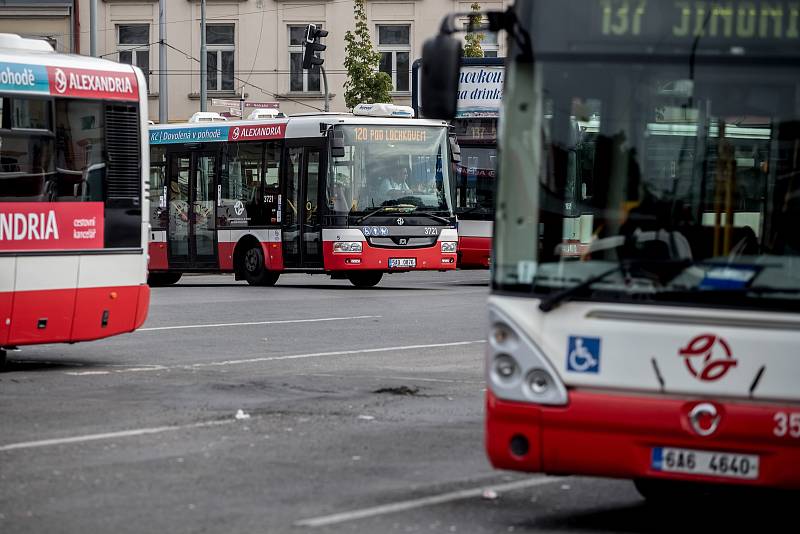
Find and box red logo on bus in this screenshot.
[679,334,738,382]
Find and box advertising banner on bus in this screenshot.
[0,202,104,251]
[150,123,286,145]
[0,61,139,101]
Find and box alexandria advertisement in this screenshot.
[0,203,105,251]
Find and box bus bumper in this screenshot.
[486,390,800,490]
[323,242,457,271]
[457,236,491,268]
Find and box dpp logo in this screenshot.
[679,334,737,381]
[230,126,241,141]
[54,68,67,94]
[233,200,245,216]
[567,336,600,374]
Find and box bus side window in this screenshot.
[220,141,265,226]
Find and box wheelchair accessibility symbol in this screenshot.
[567,336,601,374]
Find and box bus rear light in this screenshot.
[345,258,361,264]
[441,257,454,263]
[333,241,363,253]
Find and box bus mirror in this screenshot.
[420,34,461,120]
[330,129,345,158]
[449,137,461,163]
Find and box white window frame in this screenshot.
[376,24,411,93]
[117,24,150,87]
[288,24,323,94]
[206,23,235,92]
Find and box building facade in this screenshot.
[0,0,76,53]
[64,0,510,121]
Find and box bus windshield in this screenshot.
[329,125,453,218]
[494,0,800,311]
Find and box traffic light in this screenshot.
[302,24,328,70]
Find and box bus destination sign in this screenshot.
[350,126,429,143]
[534,0,799,55]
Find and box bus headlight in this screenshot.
[333,241,363,253]
[526,369,552,396]
[440,241,457,253]
[487,307,568,406]
[492,354,519,383]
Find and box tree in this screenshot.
[343,0,392,109]
[464,2,485,58]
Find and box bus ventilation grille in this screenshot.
[104,103,142,200]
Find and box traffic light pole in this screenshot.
[321,66,329,112]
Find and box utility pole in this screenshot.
[159,0,168,123]
[200,0,207,111]
[89,0,97,56]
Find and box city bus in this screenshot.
[147,103,458,287]
[0,34,151,365]
[413,57,502,268]
[422,1,800,494]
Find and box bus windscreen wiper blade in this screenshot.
[355,205,413,224]
[412,210,451,224]
[538,265,624,313]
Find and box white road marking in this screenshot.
[64,340,486,376]
[192,341,486,367]
[294,476,563,528]
[138,315,382,332]
[0,419,234,453]
[306,373,483,384]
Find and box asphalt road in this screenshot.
[0,271,794,533]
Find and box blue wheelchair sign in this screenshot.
[567,336,601,374]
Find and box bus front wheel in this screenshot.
[346,271,383,288]
[242,245,279,286]
[147,272,182,287]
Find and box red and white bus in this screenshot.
[423,1,800,494]
[0,34,151,365]
[414,58,502,269]
[147,103,458,287]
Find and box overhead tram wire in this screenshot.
[160,41,325,112]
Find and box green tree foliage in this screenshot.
[344,0,393,109]
[464,3,485,58]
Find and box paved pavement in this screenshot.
[0,271,793,533]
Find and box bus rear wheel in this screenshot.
[346,271,383,288]
[242,245,279,286]
[147,272,182,287]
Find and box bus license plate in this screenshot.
[389,258,416,268]
[652,447,759,480]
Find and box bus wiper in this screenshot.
[537,258,693,312]
[412,209,452,225]
[355,205,415,224]
[538,264,625,313]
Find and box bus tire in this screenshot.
[147,272,182,287]
[346,271,383,288]
[242,245,279,286]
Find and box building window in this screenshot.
[377,25,410,92]
[117,24,150,87]
[288,25,321,93]
[206,24,235,92]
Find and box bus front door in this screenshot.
[283,144,323,268]
[167,152,219,268]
